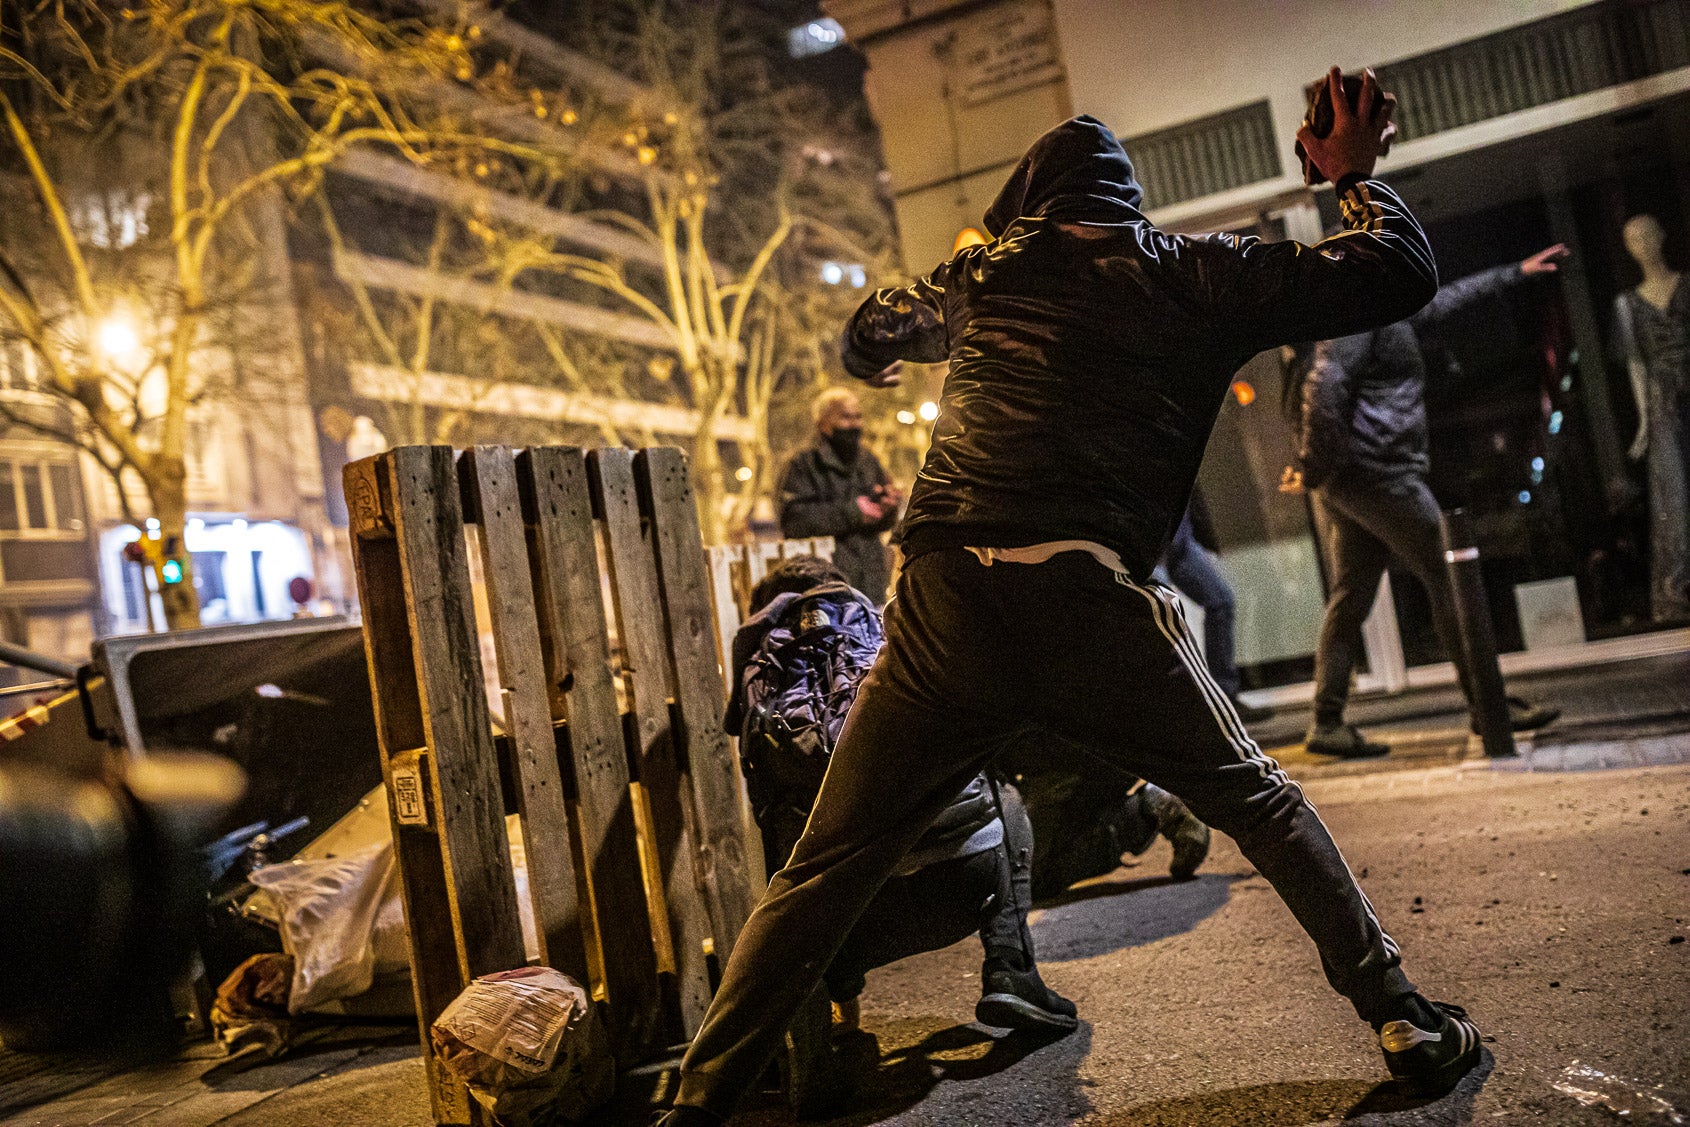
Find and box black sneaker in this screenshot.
[1143,785,1211,880]
[1378,999,1483,1097]
[975,964,1079,1033]
[1476,697,1560,733]
[782,982,854,1118]
[1306,722,1390,758]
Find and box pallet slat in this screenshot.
[388,446,525,983]
[345,448,525,1127]
[706,545,744,672]
[588,448,714,1038]
[749,540,782,585]
[462,446,591,989]
[517,446,665,1061]
[702,542,768,894]
[636,448,757,958]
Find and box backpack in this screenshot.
[738,583,883,824]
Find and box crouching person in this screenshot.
[1002,742,1212,898]
[727,555,1075,1041]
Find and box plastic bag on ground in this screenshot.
[431,967,613,1126]
[249,840,400,1013]
[247,810,540,1015]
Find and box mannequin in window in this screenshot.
[1613,214,1690,623]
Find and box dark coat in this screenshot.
[1295,263,1525,487]
[776,440,896,602]
[840,114,1438,579]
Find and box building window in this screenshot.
[48,464,81,527]
[0,463,15,532]
[0,341,38,389]
[0,455,85,538]
[69,190,152,250]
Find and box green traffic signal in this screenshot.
[160,559,184,585]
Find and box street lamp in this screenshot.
[95,313,143,369]
[918,401,938,422]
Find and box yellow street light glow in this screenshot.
[734,466,754,482]
[918,401,939,422]
[896,410,917,425]
[96,314,142,366]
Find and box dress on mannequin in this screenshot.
[1614,214,1690,623]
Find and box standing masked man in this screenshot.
[778,388,903,603]
[1292,243,1569,757]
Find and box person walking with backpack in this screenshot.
[728,555,1074,1045]
[1290,243,1568,757]
[660,73,1487,1127]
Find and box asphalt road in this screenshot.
[21,760,1679,1126]
[720,762,1690,1127]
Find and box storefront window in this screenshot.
[1311,90,1690,657]
[1188,216,1357,690]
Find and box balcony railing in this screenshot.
[1122,100,1282,210]
[1377,0,1690,142]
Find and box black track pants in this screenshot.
[676,549,1413,1117]
[1310,475,1476,726]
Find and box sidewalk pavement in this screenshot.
[3,649,1686,1127]
[1252,649,1690,779]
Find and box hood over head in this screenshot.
[983,115,1144,238]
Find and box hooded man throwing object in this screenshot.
[658,70,1482,1125]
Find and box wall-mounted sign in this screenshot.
[956,0,1065,107]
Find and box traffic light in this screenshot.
[159,536,184,585]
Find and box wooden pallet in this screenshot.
[344,445,761,1125]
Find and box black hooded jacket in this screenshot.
[841,115,1438,578]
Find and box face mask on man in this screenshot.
[826,426,862,462]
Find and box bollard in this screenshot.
[1438,508,1515,758]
